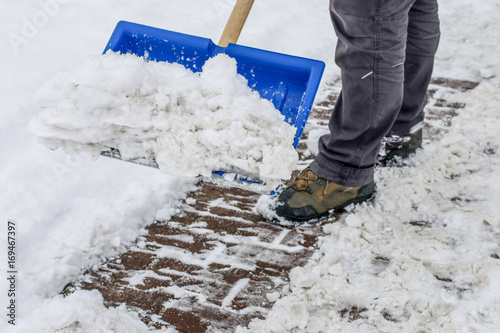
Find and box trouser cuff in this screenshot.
[311,155,375,187]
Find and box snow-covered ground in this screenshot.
[1,0,499,332]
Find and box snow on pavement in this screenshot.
[242,78,500,332]
[239,1,500,331]
[1,0,499,332]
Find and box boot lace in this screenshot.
[294,167,325,192]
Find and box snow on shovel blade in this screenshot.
[100,21,325,192]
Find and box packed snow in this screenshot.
[1,0,499,332]
[28,52,298,188]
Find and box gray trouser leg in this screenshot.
[391,0,440,135]
[311,0,440,186]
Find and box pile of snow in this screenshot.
[13,291,152,333]
[28,52,298,188]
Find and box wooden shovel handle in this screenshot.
[218,0,255,47]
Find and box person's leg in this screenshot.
[311,0,417,187]
[389,0,440,136]
[379,0,440,165]
[272,0,441,222]
[273,0,416,222]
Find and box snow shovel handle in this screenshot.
[218,0,255,47]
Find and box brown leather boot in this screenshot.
[274,167,375,222]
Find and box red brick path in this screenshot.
[65,78,477,332]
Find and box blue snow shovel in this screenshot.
[100,0,325,192]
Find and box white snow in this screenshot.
[13,290,152,333]
[222,278,251,308]
[1,0,499,332]
[28,52,298,188]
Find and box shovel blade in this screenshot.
[102,21,325,190]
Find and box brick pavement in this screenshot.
[64,78,478,332]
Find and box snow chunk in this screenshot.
[266,291,281,303]
[13,291,150,332]
[28,52,298,188]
